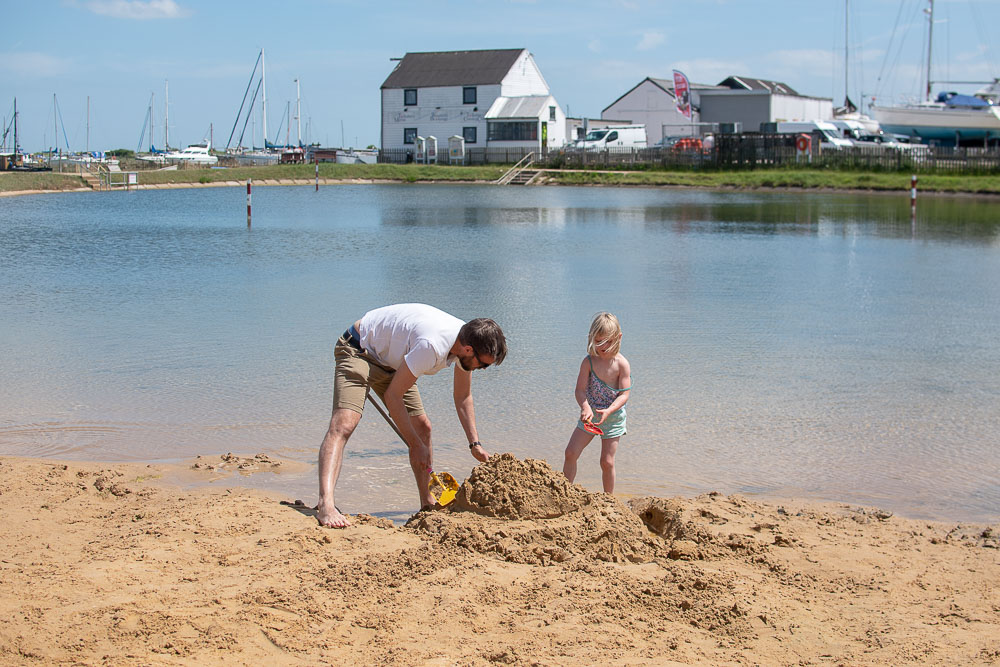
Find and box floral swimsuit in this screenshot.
[577,355,630,438]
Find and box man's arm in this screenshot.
[454,365,489,462]
[383,363,426,451]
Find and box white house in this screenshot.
[603,75,834,143]
[381,48,565,155]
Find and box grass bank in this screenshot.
[3,163,999,195]
[0,171,88,194]
[540,169,1000,194]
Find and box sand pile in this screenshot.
[408,453,668,565]
[3,456,999,664]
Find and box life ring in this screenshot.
[796,135,810,152]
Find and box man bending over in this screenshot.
[317,303,507,528]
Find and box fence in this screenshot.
[114,136,1000,174]
[540,134,1000,174]
[378,146,536,165]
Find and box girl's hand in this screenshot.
[580,404,594,424]
[593,408,611,425]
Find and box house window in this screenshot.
[404,89,417,106]
[487,121,538,141]
[403,128,417,144]
[463,87,477,104]
[463,127,477,144]
[549,106,556,121]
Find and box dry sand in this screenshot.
[1,452,998,665]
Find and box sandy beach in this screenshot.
[1,452,997,665]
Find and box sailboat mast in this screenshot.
[261,49,269,147]
[925,0,934,101]
[844,0,849,105]
[13,97,17,156]
[165,80,170,149]
[150,92,155,151]
[86,95,90,153]
[295,78,301,146]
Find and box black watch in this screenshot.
[469,441,482,449]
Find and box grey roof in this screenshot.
[485,95,551,119]
[381,49,526,89]
[647,77,724,93]
[717,76,799,95]
[602,76,723,113]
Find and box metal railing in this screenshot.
[495,152,535,185]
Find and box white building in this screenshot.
[380,48,565,155]
[603,77,724,145]
[603,75,834,143]
[699,76,833,132]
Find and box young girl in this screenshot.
[563,312,631,494]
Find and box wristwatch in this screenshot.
[469,441,482,450]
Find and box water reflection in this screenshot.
[1,185,998,522]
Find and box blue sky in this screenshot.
[3,0,999,152]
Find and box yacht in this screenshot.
[161,141,219,165]
[870,0,1000,146]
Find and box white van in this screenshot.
[776,121,853,149]
[574,125,647,150]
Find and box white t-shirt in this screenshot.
[357,304,464,377]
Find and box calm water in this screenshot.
[1,184,998,522]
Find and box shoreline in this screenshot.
[3,173,1000,199]
[2,452,997,664]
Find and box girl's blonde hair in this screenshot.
[587,312,622,356]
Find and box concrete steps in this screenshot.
[80,171,101,190]
[509,169,540,185]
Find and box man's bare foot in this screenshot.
[470,443,490,463]
[317,502,351,528]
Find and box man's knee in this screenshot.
[327,409,362,440]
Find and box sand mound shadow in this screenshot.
[408,454,666,565]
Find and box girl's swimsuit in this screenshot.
[577,355,630,438]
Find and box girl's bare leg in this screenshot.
[600,437,620,494]
[563,428,594,483]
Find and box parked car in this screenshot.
[854,133,929,154]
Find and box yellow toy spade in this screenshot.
[365,389,460,507]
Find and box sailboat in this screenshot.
[832,0,880,136]
[870,0,1000,146]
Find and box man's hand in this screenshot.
[470,442,490,463]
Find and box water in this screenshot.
[2,184,998,522]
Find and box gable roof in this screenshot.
[381,49,526,89]
[602,76,722,113]
[717,76,799,95]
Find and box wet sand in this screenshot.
[1,453,997,665]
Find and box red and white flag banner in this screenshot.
[673,69,692,119]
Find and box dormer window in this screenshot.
[404,88,417,106]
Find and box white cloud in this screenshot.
[636,31,665,51]
[0,51,74,77]
[85,0,190,20]
[588,39,602,53]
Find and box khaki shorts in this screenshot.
[332,334,425,416]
